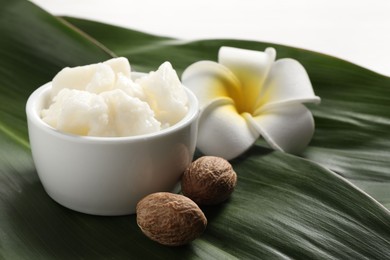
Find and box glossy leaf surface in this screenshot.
[1,1,390,258]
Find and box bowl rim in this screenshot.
[26,73,199,144]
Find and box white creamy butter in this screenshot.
[41,58,188,137]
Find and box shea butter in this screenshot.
[42,58,188,137]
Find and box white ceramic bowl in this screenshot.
[26,73,199,216]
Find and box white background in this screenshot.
[30,0,390,76]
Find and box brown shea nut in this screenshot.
[181,156,237,205]
[136,192,207,246]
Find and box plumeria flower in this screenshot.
[182,46,320,160]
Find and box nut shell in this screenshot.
[136,192,207,246]
[181,156,237,205]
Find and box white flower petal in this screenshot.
[181,60,241,109]
[245,104,315,154]
[218,47,276,113]
[197,99,259,160]
[255,58,320,114]
[183,47,320,158]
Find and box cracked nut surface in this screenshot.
[181,156,237,205]
[136,192,207,246]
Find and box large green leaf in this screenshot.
[1,0,390,258]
